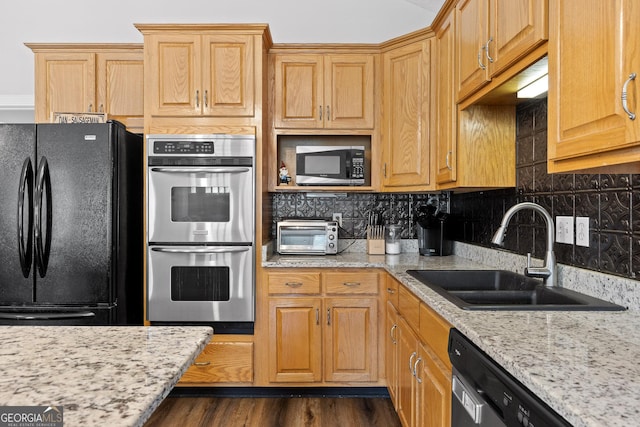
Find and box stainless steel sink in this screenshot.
[406,269,626,311]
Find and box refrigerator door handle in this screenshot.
[17,158,34,278]
[34,156,52,278]
[0,311,96,320]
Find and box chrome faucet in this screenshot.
[491,202,557,287]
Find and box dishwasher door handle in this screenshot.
[452,375,484,424]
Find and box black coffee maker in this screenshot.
[415,205,452,256]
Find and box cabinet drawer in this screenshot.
[324,271,379,294]
[268,272,321,295]
[398,285,420,330]
[179,341,253,384]
[419,303,452,369]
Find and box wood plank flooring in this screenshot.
[144,397,402,427]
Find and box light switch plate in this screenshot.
[556,216,574,244]
[576,217,590,247]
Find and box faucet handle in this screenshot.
[526,253,532,269]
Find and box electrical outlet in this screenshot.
[332,213,343,227]
[576,217,590,247]
[556,216,574,244]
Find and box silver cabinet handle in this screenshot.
[622,73,636,120]
[326,105,330,121]
[285,282,303,288]
[386,287,396,294]
[477,50,486,70]
[446,151,452,170]
[327,308,331,325]
[390,324,397,345]
[151,246,250,254]
[343,282,361,287]
[414,357,423,383]
[409,351,417,375]
[196,90,200,108]
[194,361,211,367]
[99,104,104,113]
[485,37,494,63]
[316,308,320,325]
[319,106,323,120]
[204,90,208,108]
[150,167,250,174]
[88,103,93,112]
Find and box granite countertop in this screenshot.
[0,326,212,427]
[265,245,640,427]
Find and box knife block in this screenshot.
[367,238,385,255]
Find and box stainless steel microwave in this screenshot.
[295,145,365,186]
[277,220,339,255]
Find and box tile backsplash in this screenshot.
[270,97,640,282]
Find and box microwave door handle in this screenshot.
[151,247,251,254]
[150,167,250,174]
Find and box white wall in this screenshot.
[0,0,443,120]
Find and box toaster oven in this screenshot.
[277,220,339,255]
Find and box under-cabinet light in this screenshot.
[517,74,549,99]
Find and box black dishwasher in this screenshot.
[448,329,572,427]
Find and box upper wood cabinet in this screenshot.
[142,31,254,117]
[434,10,457,186]
[456,0,548,101]
[548,0,640,173]
[381,37,433,190]
[27,44,144,132]
[273,53,375,129]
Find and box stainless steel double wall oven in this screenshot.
[146,134,255,332]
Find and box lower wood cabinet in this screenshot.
[386,277,452,427]
[265,269,380,385]
[178,335,254,385]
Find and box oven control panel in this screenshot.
[153,140,214,155]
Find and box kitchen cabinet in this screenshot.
[178,335,253,385]
[27,44,144,133]
[388,277,452,427]
[141,31,254,118]
[456,0,548,102]
[547,0,640,173]
[273,53,375,129]
[434,9,457,185]
[265,269,380,384]
[381,37,433,190]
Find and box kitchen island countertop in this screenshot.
[265,247,640,427]
[0,326,212,427]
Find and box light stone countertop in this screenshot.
[264,243,640,427]
[0,326,212,427]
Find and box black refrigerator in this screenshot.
[0,121,143,325]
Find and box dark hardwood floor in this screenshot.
[144,397,402,427]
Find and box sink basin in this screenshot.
[406,269,626,311]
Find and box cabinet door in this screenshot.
[435,10,457,185]
[382,40,432,189]
[324,298,378,382]
[396,317,418,427]
[415,343,451,427]
[273,54,324,128]
[96,51,144,125]
[548,0,640,172]
[324,55,375,129]
[202,34,254,117]
[488,0,548,76]
[456,0,490,101]
[268,298,322,383]
[385,301,400,408]
[33,52,96,122]
[146,34,202,116]
[179,340,253,384]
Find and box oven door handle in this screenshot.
[150,167,251,174]
[151,246,251,254]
